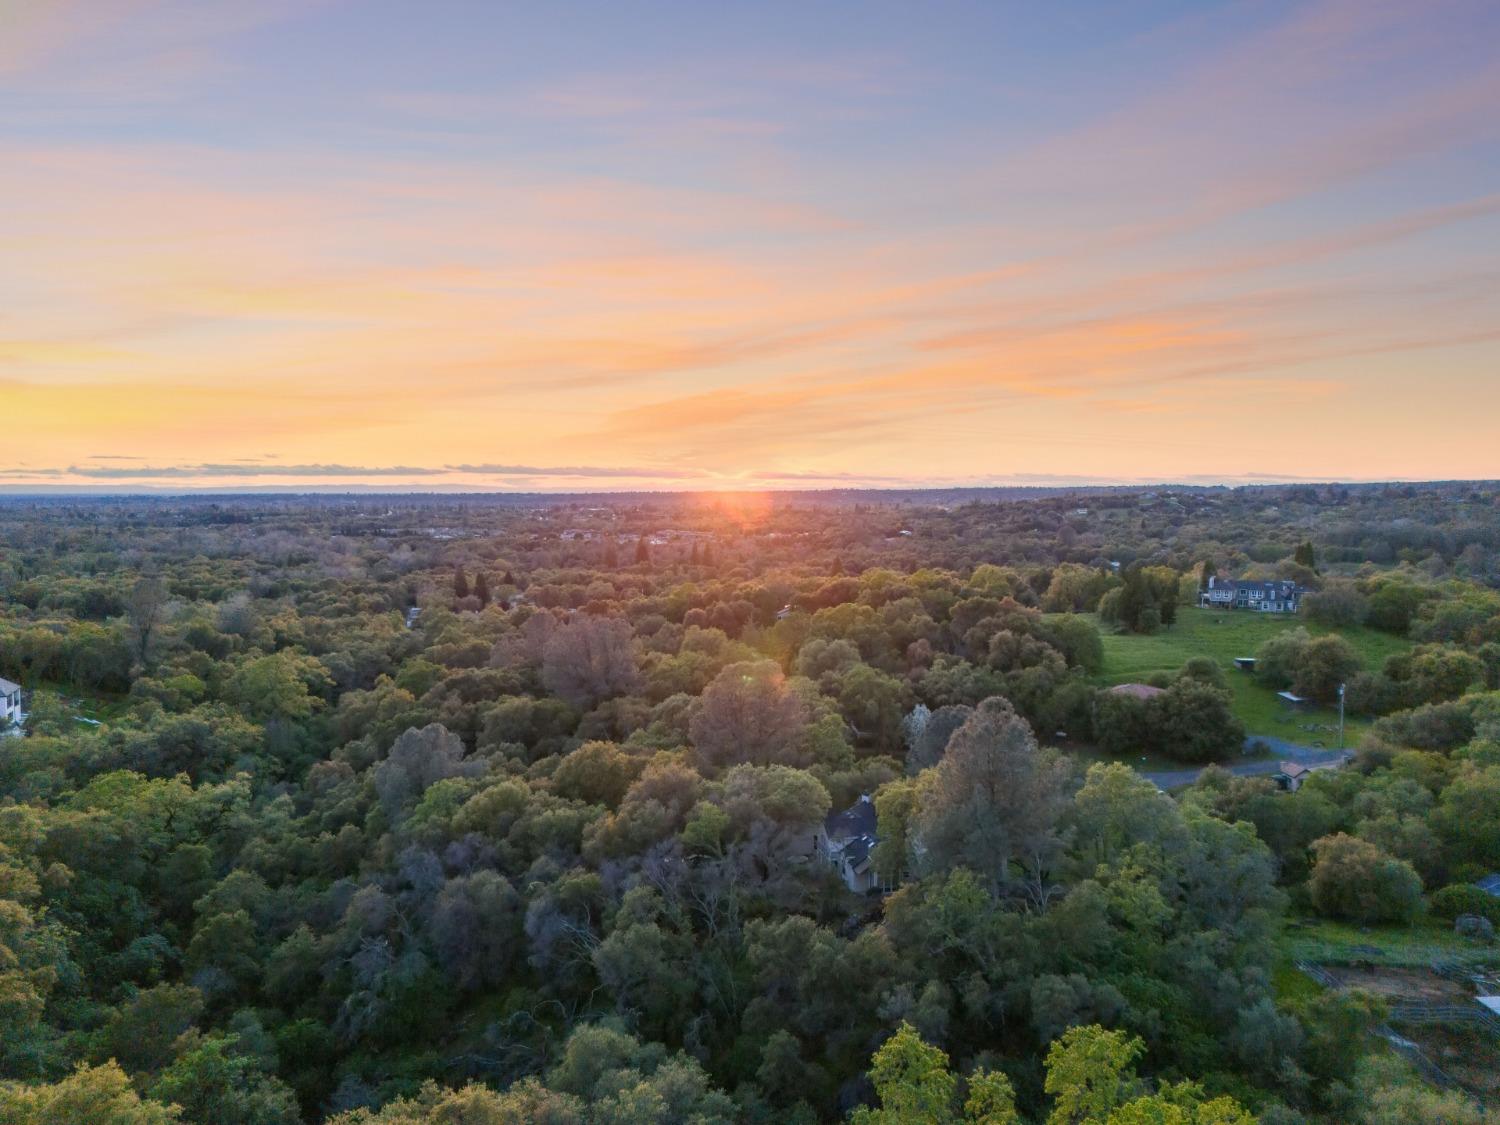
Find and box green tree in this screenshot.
[850,1022,959,1124]
[851,1022,1018,1125]
[225,652,330,722]
[0,1062,180,1124]
[1292,635,1361,703]
[149,1033,300,1125]
[1150,679,1245,763]
[912,697,1072,893]
[1043,1025,1143,1125]
[1308,833,1423,923]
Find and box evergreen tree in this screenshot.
[1294,540,1318,572]
[635,535,650,565]
[453,565,469,600]
[604,541,619,568]
[689,542,700,565]
[1200,556,1216,590]
[473,571,489,608]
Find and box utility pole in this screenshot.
[1337,682,1346,750]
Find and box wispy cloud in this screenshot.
[26,462,709,482]
[2,0,1498,486]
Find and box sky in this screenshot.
[2,0,1499,492]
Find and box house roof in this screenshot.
[1210,578,1308,597]
[1277,691,1309,704]
[825,795,877,840]
[1278,762,1310,778]
[0,677,20,695]
[1108,683,1165,700]
[842,833,876,870]
[1475,873,1500,896]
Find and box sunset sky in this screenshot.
[3,0,1499,491]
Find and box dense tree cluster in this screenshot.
[1,483,1498,1122]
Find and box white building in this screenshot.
[1200,576,1307,613]
[0,677,22,728]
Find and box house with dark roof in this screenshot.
[1199,576,1307,614]
[817,795,894,894]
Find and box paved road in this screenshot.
[1142,736,1352,791]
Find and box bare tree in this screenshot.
[126,575,168,669]
[541,615,641,709]
[689,661,810,769]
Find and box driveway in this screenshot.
[1142,736,1352,791]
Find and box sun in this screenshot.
[697,489,775,532]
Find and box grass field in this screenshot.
[1281,917,1499,968]
[1079,606,1413,741]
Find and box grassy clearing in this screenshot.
[1271,957,1325,1004]
[1059,740,1224,775]
[1080,606,1412,740]
[1281,917,1497,968]
[24,684,132,726]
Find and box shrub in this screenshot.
[1430,884,1500,925]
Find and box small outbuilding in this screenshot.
[1234,657,1257,673]
[1274,762,1311,791]
[1276,691,1309,709]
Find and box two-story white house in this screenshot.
[1200,576,1307,614]
[0,677,23,729]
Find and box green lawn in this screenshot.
[1280,917,1499,968]
[1078,606,1412,741]
[1061,740,1227,775]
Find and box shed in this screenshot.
[1234,657,1257,672]
[1276,691,1309,708]
[1274,762,1311,791]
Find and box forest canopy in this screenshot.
[2,481,1499,1123]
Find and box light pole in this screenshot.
[1337,682,1346,750]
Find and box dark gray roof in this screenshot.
[842,834,875,868]
[825,796,877,840]
[1223,579,1307,596]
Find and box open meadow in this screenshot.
[1089,605,1413,741]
